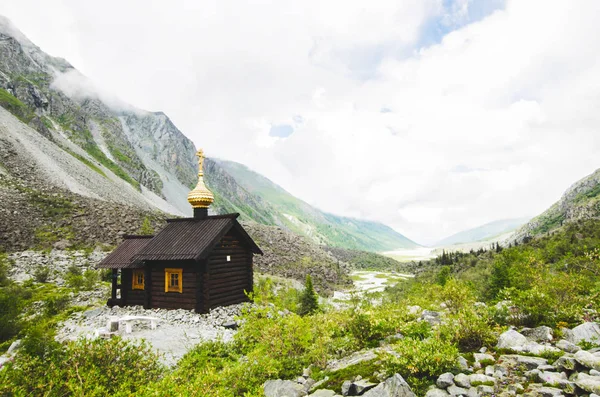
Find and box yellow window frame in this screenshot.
[132,270,145,290]
[164,268,183,293]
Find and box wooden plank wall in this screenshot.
[206,230,252,310]
[149,261,197,310]
[121,269,145,307]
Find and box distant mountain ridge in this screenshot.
[208,159,419,251]
[0,15,416,252]
[435,217,530,247]
[513,168,600,241]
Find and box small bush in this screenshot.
[439,308,498,352]
[386,337,459,395]
[82,269,100,290]
[44,294,70,316]
[33,265,52,283]
[0,286,25,342]
[0,337,163,396]
[65,265,84,289]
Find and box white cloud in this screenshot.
[1,0,600,245]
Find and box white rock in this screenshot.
[436,373,454,389]
[556,339,580,353]
[570,322,600,345]
[575,350,600,371]
[425,389,449,397]
[454,373,470,388]
[497,330,528,350]
[574,373,600,394]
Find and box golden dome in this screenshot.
[187,149,214,209]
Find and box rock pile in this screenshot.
[425,324,600,397]
[7,249,107,284]
[264,373,417,397]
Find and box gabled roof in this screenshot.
[97,235,153,269]
[132,213,262,262]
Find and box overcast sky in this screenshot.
[2,0,600,245]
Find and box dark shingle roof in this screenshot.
[132,213,262,262]
[97,235,153,269]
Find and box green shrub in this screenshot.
[65,265,84,289]
[386,337,459,395]
[439,308,498,352]
[138,216,154,235]
[0,286,25,342]
[44,294,70,316]
[0,337,163,396]
[0,254,10,286]
[82,269,100,290]
[33,264,52,283]
[399,320,432,340]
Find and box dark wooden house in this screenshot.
[97,149,262,313]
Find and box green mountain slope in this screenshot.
[435,218,530,246]
[514,168,600,241]
[209,159,419,252]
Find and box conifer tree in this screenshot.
[138,217,154,235]
[298,274,319,316]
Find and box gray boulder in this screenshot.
[341,381,353,396]
[522,341,562,356]
[347,380,377,395]
[556,339,580,354]
[309,391,337,397]
[570,322,600,345]
[522,326,554,343]
[454,374,471,388]
[447,385,469,396]
[6,339,21,354]
[424,389,449,397]
[537,371,568,387]
[497,330,528,350]
[573,373,600,394]
[476,385,494,395]
[533,386,564,397]
[575,350,600,371]
[473,353,495,364]
[436,373,455,389]
[457,356,469,371]
[362,374,416,397]
[468,374,496,386]
[466,387,479,397]
[554,355,578,371]
[421,310,442,326]
[264,380,308,397]
[499,354,548,370]
[327,350,378,372]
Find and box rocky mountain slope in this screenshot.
[513,168,600,241]
[435,217,530,247]
[0,15,416,252]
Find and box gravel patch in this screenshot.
[57,303,251,366]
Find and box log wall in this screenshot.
[205,230,253,310]
[147,261,198,311]
[121,269,147,307]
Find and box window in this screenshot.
[132,270,144,290]
[164,268,183,293]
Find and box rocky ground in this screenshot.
[7,249,107,284]
[57,303,246,366]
